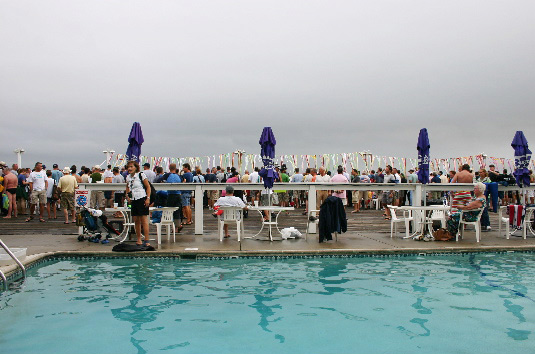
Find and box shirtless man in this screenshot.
[2,167,18,218]
[450,164,474,212]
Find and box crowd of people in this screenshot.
[1,159,533,243]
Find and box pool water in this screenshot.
[1,253,534,354]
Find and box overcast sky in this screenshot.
[1,0,534,169]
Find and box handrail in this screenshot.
[0,239,26,280]
[0,269,7,291]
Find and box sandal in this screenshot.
[224,235,230,238]
[25,217,33,222]
[64,221,70,224]
[182,221,193,225]
[384,217,391,220]
[39,218,46,222]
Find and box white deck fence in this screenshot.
[80,183,534,235]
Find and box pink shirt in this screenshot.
[221,176,239,196]
[330,174,348,199]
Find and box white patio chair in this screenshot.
[371,197,380,210]
[149,208,177,245]
[456,207,484,242]
[305,209,320,241]
[218,207,245,242]
[430,209,446,229]
[498,206,511,239]
[389,205,413,238]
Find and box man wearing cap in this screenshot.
[89,165,105,210]
[51,164,63,184]
[58,167,78,223]
[26,162,48,222]
[143,163,156,183]
[214,185,247,239]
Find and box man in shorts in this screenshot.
[26,162,48,222]
[58,167,78,223]
[89,165,105,211]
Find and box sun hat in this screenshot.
[63,167,71,174]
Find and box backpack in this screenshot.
[81,209,97,231]
[51,181,60,201]
[139,173,157,206]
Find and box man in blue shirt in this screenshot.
[181,163,194,225]
[51,164,63,184]
[166,164,183,231]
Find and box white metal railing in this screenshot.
[79,182,534,235]
[0,239,26,290]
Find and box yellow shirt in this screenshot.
[58,175,78,193]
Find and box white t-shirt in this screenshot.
[215,196,246,208]
[143,169,156,183]
[248,172,260,183]
[46,177,55,198]
[103,169,114,180]
[126,172,148,200]
[28,170,47,191]
[316,174,331,183]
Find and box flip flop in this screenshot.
[224,235,230,238]
[39,218,46,222]
[64,221,70,224]
[25,217,33,222]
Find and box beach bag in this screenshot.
[139,173,157,206]
[2,193,8,209]
[433,228,454,241]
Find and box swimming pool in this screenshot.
[1,253,534,354]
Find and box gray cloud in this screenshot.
[1,0,534,168]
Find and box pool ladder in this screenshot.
[0,239,26,291]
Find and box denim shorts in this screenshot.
[181,193,191,206]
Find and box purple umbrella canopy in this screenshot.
[125,122,144,162]
[417,128,430,184]
[258,127,278,189]
[512,131,531,187]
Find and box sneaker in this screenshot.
[423,235,435,242]
[482,226,491,232]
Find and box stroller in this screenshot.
[77,207,121,244]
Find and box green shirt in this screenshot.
[90,172,102,183]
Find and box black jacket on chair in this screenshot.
[318,196,347,242]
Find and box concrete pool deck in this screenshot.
[1,207,534,275]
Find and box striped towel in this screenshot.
[451,191,472,213]
[508,205,524,230]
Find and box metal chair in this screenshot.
[218,207,245,242]
[456,207,484,242]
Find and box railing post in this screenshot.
[308,185,317,234]
[414,184,422,207]
[194,185,203,235]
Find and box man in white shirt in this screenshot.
[248,167,261,203]
[102,164,115,208]
[26,162,48,222]
[214,185,247,239]
[142,163,156,183]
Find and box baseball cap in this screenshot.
[93,165,101,170]
[53,164,58,168]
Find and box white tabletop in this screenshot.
[249,206,295,212]
[105,207,130,212]
[399,205,450,211]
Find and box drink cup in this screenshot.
[254,200,259,207]
[113,203,118,208]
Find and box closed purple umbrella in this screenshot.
[125,122,144,162]
[258,127,278,190]
[417,128,430,184]
[512,131,531,188]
